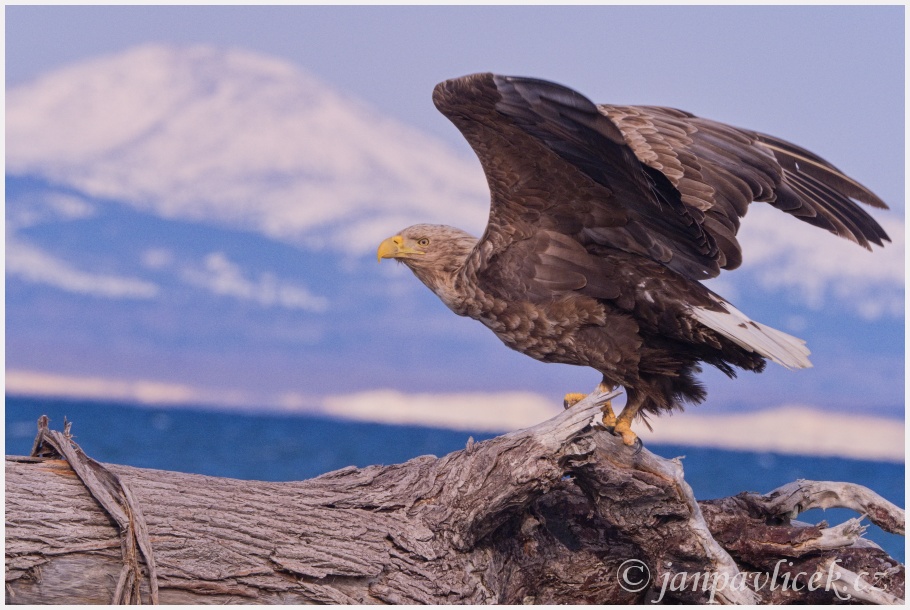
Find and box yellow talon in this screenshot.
[564,383,640,449]
[613,420,639,447]
[563,392,587,410]
[565,385,617,429]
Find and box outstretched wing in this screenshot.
[603,104,889,269]
[432,73,889,292]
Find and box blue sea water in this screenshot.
[5,395,905,563]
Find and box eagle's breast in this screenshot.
[449,269,620,365]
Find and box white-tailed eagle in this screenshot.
[377,73,889,447]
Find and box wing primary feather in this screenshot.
[788,169,890,245]
[785,174,878,249]
[788,174,867,241]
[756,135,888,209]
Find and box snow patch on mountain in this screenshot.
[7,44,489,252]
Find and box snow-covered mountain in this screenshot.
[7,44,489,250]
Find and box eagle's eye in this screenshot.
[417,238,430,247]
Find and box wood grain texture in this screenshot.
[5,394,904,604]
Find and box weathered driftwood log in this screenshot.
[5,394,905,604]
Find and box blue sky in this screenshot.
[5,6,905,439]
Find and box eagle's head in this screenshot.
[377,224,477,293]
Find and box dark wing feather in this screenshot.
[494,77,723,279]
[604,106,891,260]
[433,73,720,287]
[748,131,890,247]
[432,73,889,296]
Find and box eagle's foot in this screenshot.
[612,420,640,448]
[563,392,617,429]
[562,392,587,410]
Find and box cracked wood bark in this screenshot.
[5,393,905,604]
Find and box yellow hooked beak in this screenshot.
[377,235,424,262]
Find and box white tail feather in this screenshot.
[692,299,812,370]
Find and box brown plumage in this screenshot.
[377,73,889,446]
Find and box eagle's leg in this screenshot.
[595,381,617,428]
[613,393,644,448]
[562,382,616,428]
